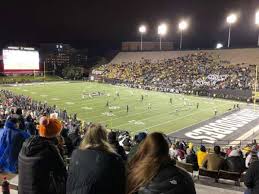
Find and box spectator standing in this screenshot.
[127,132,196,194]
[202,145,224,171]
[66,124,126,194]
[186,148,199,171]
[0,116,29,173]
[244,157,259,194]
[18,116,67,194]
[197,145,208,168]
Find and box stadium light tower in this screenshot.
[158,23,168,50]
[226,14,237,48]
[139,25,146,51]
[255,11,259,46]
[178,20,188,50]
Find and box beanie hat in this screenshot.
[39,116,62,138]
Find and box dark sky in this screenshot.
[0,0,259,54]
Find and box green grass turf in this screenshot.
[2,81,240,135]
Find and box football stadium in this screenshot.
[1,1,259,194]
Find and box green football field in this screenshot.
[2,81,241,135]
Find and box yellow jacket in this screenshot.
[197,151,208,168]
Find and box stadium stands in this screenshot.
[109,48,259,64]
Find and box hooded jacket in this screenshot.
[18,136,67,194]
[0,120,29,173]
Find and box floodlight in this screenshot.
[139,25,146,34]
[158,23,168,36]
[179,21,188,31]
[216,43,223,49]
[227,14,237,24]
[256,11,259,25]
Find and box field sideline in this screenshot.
[2,82,240,135]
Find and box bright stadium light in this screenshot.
[216,43,223,49]
[256,11,259,46]
[139,25,146,51]
[158,23,168,50]
[178,20,188,50]
[226,14,237,48]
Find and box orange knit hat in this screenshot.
[39,116,62,138]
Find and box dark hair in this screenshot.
[16,108,22,115]
[127,132,170,194]
[200,145,206,152]
[214,145,221,154]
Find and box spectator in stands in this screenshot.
[18,116,67,194]
[169,144,178,159]
[61,128,74,157]
[0,116,29,173]
[128,132,147,161]
[68,127,82,148]
[127,132,196,194]
[176,143,186,161]
[202,145,224,171]
[15,108,25,130]
[186,148,199,171]
[244,156,259,194]
[223,149,245,173]
[197,145,208,168]
[24,114,37,135]
[66,123,126,194]
[226,146,233,156]
[245,146,259,168]
[108,131,127,160]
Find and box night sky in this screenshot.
[0,0,259,54]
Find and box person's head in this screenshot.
[171,144,176,149]
[214,145,221,155]
[5,116,19,129]
[136,132,147,143]
[200,145,206,152]
[80,123,115,153]
[16,108,22,115]
[127,132,170,194]
[186,148,192,156]
[38,116,62,138]
[108,131,117,144]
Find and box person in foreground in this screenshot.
[127,132,196,194]
[66,123,126,194]
[0,116,29,173]
[244,155,259,194]
[18,116,67,194]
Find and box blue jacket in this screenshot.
[0,121,30,173]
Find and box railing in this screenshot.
[168,136,259,148]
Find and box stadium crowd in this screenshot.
[0,89,259,194]
[94,52,253,96]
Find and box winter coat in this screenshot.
[66,148,126,194]
[186,153,199,171]
[0,121,29,173]
[18,136,67,194]
[202,153,224,171]
[196,151,208,168]
[223,156,245,173]
[244,160,259,194]
[137,161,196,194]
